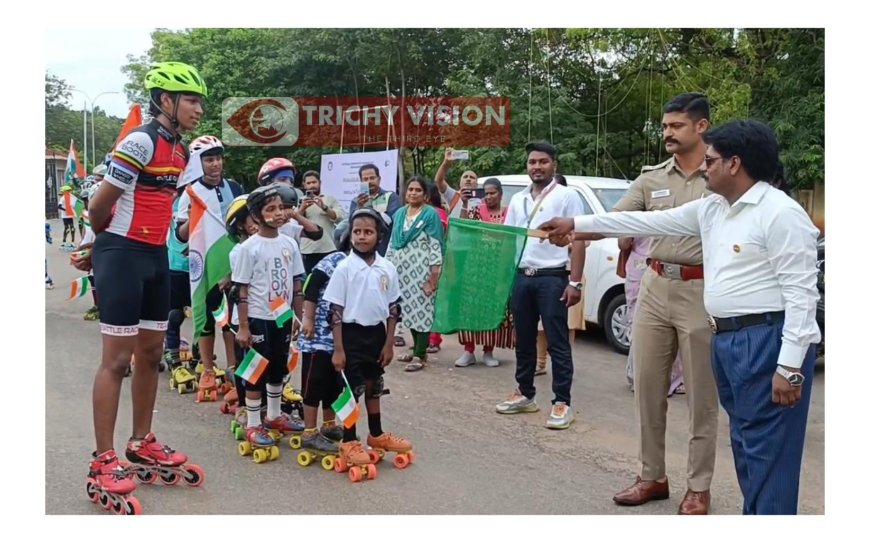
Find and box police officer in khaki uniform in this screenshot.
[610,93,718,514]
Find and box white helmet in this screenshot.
[87,182,102,200]
[189,135,224,156]
[92,164,108,177]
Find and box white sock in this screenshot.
[246,398,262,428]
[266,384,282,419]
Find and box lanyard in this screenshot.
[522,180,558,228]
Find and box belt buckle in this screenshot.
[706,315,718,334]
[663,263,682,280]
[523,267,537,277]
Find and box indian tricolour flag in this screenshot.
[331,372,360,429]
[212,294,229,330]
[269,296,294,327]
[187,186,236,341]
[68,276,90,300]
[64,139,84,185]
[235,349,268,385]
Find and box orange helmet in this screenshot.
[257,157,297,186]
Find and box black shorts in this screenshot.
[169,270,191,311]
[246,318,291,386]
[201,285,225,336]
[62,218,74,228]
[341,323,386,391]
[92,232,170,336]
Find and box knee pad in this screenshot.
[168,309,185,329]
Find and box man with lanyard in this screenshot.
[348,163,400,256]
[540,119,820,515]
[175,135,243,395]
[433,148,479,218]
[496,142,586,430]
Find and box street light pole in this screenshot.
[91,91,120,168]
[70,88,91,174]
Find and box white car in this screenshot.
[475,175,631,354]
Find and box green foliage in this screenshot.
[116,28,823,190]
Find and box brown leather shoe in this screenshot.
[678,490,711,515]
[613,476,670,506]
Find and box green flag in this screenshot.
[433,218,528,333]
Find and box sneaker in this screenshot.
[495,389,539,414]
[302,431,339,453]
[264,412,305,434]
[454,352,476,367]
[320,421,343,442]
[244,425,276,447]
[482,352,500,367]
[366,432,412,453]
[46,282,54,290]
[545,402,575,429]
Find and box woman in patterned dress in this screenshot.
[386,177,445,372]
[454,178,516,368]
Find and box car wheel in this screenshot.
[604,293,630,355]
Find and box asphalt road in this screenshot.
[44,220,824,515]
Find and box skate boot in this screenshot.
[281,383,304,419]
[367,432,416,469]
[239,425,279,464]
[196,369,219,402]
[319,419,343,442]
[220,386,238,414]
[230,407,248,440]
[169,364,197,394]
[335,440,377,482]
[214,367,233,395]
[83,305,99,321]
[86,449,140,515]
[178,339,193,363]
[296,429,340,470]
[264,412,305,445]
[123,433,205,487]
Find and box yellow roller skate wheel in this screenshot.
[239,442,252,456]
[288,435,302,449]
[321,455,335,471]
[269,446,280,461]
[253,449,267,463]
[297,451,312,467]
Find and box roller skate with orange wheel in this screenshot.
[296,430,340,470]
[196,369,219,402]
[366,432,416,469]
[86,449,141,515]
[238,425,280,464]
[335,440,377,482]
[215,367,233,395]
[122,433,205,488]
[264,412,305,446]
[220,386,239,414]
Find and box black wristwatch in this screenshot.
[776,366,805,387]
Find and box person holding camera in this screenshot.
[434,148,479,217]
[298,170,346,273]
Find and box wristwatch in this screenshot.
[776,365,805,387]
[568,280,583,291]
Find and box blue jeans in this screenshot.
[510,273,574,405]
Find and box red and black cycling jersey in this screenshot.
[103,119,189,246]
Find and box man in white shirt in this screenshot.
[540,120,820,515]
[496,142,586,430]
[433,148,479,218]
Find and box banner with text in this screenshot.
[319,150,399,213]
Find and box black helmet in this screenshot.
[349,208,387,240]
[247,184,281,222]
[274,183,299,208]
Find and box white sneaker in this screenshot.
[454,352,476,367]
[482,352,500,367]
[546,402,575,429]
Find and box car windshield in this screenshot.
[591,188,627,211]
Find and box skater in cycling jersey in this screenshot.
[78,62,207,511]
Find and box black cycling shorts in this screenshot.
[92,232,170,336]
[169,270,191,311]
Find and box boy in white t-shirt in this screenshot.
[323,208,414,469]
[69,182,100,320]
[233,185,306,452]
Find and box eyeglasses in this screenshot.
[704,155,733,167]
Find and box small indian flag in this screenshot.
[212,294,229,330]
[270,296,294,327]
[287,344,300,373]
[235,349,268,385]
[331,372,360,429]
[68,276,90,300]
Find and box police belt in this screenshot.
[648,259,704,281]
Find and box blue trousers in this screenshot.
[511,273,573,405]
[711,320,815,515]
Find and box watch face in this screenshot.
[788,373,804,386]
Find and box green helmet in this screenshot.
[144,62,207,97]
